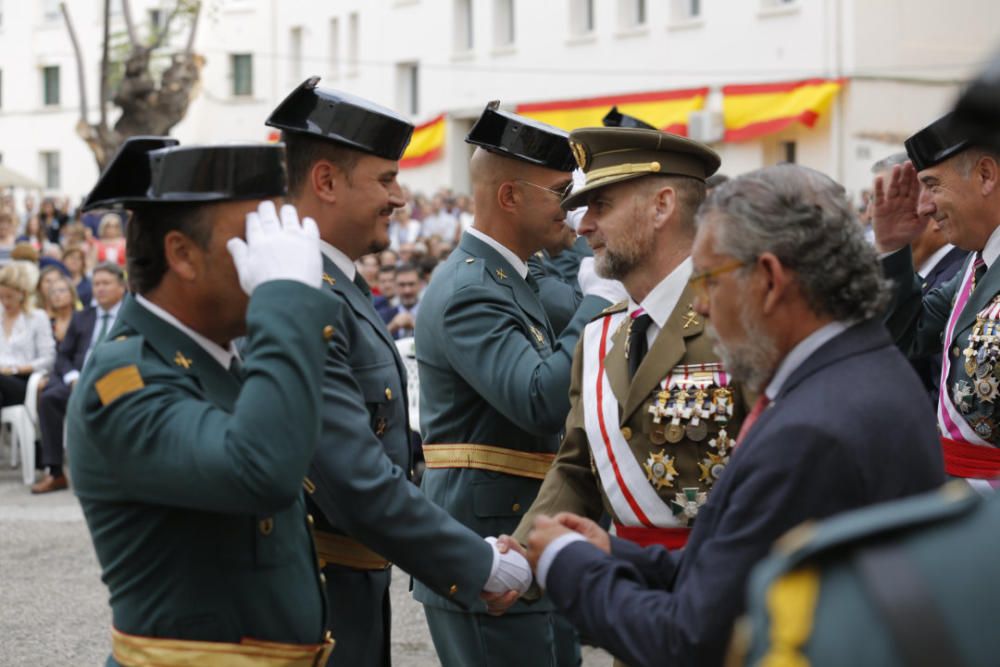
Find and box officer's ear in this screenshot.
[650,183,677,230]
[975,152,999,197]
[162,230,201,282]
[310,159,341,205]
[496,181,521,213]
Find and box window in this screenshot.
[230,54,253,97]
[454,0,473,51]
[39,151,60,189]
[619,0,647,28]
[329,18,340,78]
[289,26,303,87]
[670,0,701,21]
[43,0,60,22]
[493,0,514,47]
[149,8,163,31]
[570,0,595,35]
[347,12,359,75]
[42,66,60,106]
[396,62,419,115]
[782,141,797,164]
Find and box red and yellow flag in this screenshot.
[400,114,446,169]
[722,78,845,142]
[516,88,709,136]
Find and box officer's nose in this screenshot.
[916,185,936,220]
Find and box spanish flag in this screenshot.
[722,78,845,142]
[400,114,446,169]
[517,88,709,136]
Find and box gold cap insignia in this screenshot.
[570,140,589,171]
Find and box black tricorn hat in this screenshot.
[952,53,1000,153]
[602,106,656,130]
[466,101,576,172]
[81,136,179,212]
[904,112,972,172]
[144,144,287,203]
[266,76,414,160]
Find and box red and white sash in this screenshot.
[937,259,990,446]
[581,311,679,528]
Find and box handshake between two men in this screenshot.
[482,513,608,615]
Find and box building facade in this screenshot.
[0,0,997,203]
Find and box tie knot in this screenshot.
[631,312,653,333]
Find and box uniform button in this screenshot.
[621,427,632,440]
[512,503,521,512]
[323,325,335,341]
[320,573,327,585]
[259,518,274,536]
[953,346,961,358]
[385,387,393,400]
[448,584,458,596]
[307,514,315,527]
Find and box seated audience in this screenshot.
[0,263,55,408]
[47,273,79,345]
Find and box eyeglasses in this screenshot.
[688,259,753,300]
[515,179,573,200]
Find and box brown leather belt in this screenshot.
[111,626,335,667]
[422,443,556,480]
[314,530,391,571]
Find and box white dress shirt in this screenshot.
[0,308,55,373]
[917,243,958,279]
[320,240,356,281]
[135,295,237,371]
[628,257,693,348]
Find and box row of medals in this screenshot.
[643,385,735,521]
[957,315,1000,440]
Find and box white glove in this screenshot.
[577,256,629,303]
[483,536,532,595]
[226,201,323,295]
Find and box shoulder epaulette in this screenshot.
[593,299,628,320]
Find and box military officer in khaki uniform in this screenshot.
[513,128,750,562]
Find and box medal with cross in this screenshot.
[648,389,671,445]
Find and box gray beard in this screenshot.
[707,300,779,393]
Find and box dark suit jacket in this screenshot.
[544,320,945,667]
[52,307,97,387]
[911,246,968,400]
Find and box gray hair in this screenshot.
[871,152,908,175]
[696,164,889,321]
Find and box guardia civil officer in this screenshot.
[68,137,336,665]
[414,103,625,667]
[265,79,531,667]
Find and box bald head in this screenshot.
[470,148,520,200]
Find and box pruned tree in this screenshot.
[62,0,205,171]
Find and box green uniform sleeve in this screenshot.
[882,246,963,359]
[77,281,332,514]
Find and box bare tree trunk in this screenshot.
[60,3,89,126]
[99,0,111,130]
[120,0,139,48]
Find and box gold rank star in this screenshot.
[173,351,193,369]
[495,268,507,281]
[643,450,677,490]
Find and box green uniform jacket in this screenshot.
[414,231,609,614]
[514,291,751,545]
[883,247,1000,443]
[306,256,492,607]
[528,251,583,335]
[739,481,992,667]
[67,282,331,654]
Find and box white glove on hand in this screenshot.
[483,536,532,595]
[226,201,323,295]
[577,256,629,303]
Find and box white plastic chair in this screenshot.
[395,337,421,433]
[5,371,47,485]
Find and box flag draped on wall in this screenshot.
[722,78,845,142]
[516,88,710,136]
[400,114,446,168]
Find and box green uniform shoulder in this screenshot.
[769,481,979,573]
[86,334,146,373]
[452,255,492,289]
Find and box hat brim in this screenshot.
[562,171,655,210]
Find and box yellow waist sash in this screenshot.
[313,530,391,571]
[111,627,334,667]
[422,443,556,480]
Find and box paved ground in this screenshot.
[0,456,612,666]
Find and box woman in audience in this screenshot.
[35,266,66,316]
[62,246,91,307]
[0,210,17,266]
[0,263,55,407]
[93,214,126,267]
[47,273,78,346]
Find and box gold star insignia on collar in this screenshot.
[322,273,336,286]
[495,268,508,281]
[174,351,193,369]
[682,306,700,329]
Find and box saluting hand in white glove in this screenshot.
[227,200,323,295]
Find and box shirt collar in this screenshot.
[320,240,357,281]
[467,227,528,279]
[982,225,1000,269]
[135,294,236,370]
[97,300,123,320]
[917,243,957,277]
[627,257,693,328]
[764,320,852,400]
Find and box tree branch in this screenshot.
[99,0,111,129]
[60,2,89,126]
[185,0,202,54]
[120,0,139,47]
[149,1,183,51]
